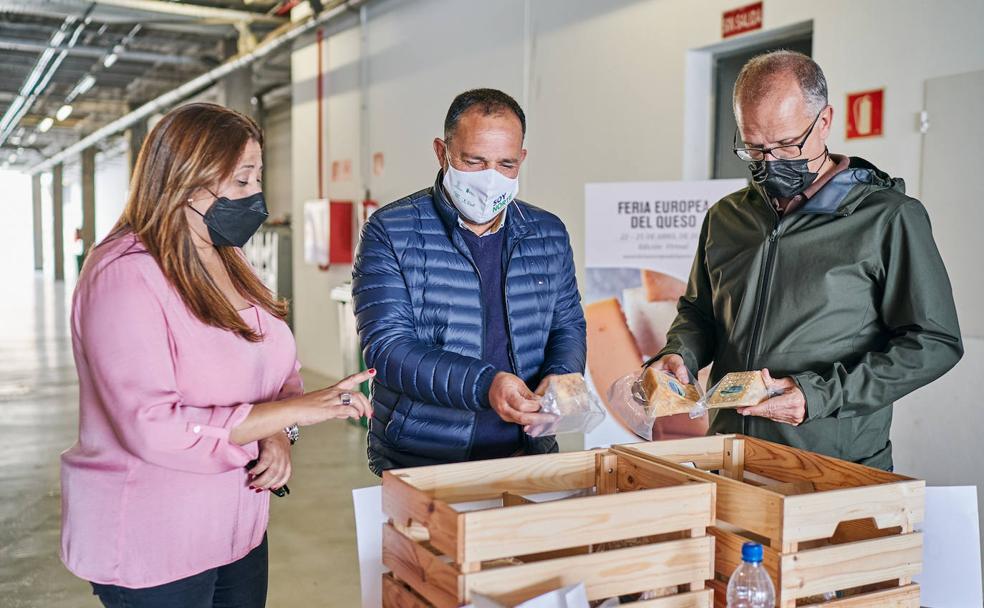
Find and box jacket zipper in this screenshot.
[742,218,782,432]
[503,238,523,376]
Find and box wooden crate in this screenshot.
[613,435,924,608]
[381,448,719,607]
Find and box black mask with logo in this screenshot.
[190,190,268,247]
[749,147,829,199]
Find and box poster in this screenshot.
[582,179,746,446]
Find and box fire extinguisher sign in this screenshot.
[846,89,884,139]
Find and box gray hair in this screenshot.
[733,50,828,116]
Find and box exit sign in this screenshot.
[723,2,763,38]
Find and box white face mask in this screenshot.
[442,151,519,224]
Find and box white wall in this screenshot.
[262,101,293,221]
[289,0,984,509]
[94,149,128,241]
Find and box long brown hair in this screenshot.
[105,102,288,342]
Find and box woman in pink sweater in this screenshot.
[61,103,372,608]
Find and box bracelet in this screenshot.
[284,424,299,445]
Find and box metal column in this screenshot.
[81,147,96,256]
[51,163,64,281]
[31,173,43,271]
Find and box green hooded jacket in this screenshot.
[655,157,963,470]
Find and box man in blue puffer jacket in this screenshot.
[352,89,586,475]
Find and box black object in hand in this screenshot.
[245,459,290,498]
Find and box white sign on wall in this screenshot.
[303,199,329,266]
[584,179,746,278]
[582,179,746,446]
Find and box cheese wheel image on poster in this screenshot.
[585,298,707,440]
[624,271,688,357]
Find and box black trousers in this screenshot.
[91,535,268,608]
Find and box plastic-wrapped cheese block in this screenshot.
[641,366,701,417]
[551,373,588,401]
[526,373,606,438]
[706,370,770,409]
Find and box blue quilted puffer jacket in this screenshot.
[352,173,587,475]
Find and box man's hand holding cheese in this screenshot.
[645,51,962,470]
[737,369,805,426]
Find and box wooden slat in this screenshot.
[614,436,732,470]
[627,588,714,607]
[797,584,920,607]
[464,536,714,605]
[382,473,462,559]
[499,493,592,563]
[721,437,744,481]
[742,436,911,491]
[616,452,706,492]
[708,527,780,592]
[382,573,435,608]
[388,450,599,503]
[706,576,727,608]
[615,448,785,544]
[779,533,922,601]
[596,451,619,495]
[382,524,461,608]
[460,484,713,563]
[782,482,925,543]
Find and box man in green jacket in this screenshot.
[648,50,962,470]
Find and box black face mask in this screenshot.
[190,190,268,247]
[749,148,828,199]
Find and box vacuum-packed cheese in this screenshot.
[706,371,770,408]
[641,366,701,417]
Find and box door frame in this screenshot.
[682,20,813,180]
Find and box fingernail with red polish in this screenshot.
[368,368,376,376]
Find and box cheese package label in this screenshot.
[706,371,770,409]
[641,366,702,417]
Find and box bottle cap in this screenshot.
[741,541,763,563]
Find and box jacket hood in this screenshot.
[751,156,904,216]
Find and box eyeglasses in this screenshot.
[733,109,824,162]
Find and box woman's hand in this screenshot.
[231,369,376,446]
[250,432,291,491]
[292,369,375,426]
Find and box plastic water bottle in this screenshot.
[726,542,776,607]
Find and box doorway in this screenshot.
[711,34,812,179]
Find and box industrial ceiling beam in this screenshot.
[28,0,360,174]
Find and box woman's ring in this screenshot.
[341,392,352,406]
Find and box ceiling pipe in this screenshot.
[28,0,362,175]
[0,0,286,24]
[0,38,204,66]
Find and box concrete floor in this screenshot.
[0,266,380,607]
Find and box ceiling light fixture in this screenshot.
[38,117,54,133]
[69,74,97,100]
[55,105,73,121]
[0,10,91,147]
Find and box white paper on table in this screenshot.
[352,485,385,608]
[914,486,983,607]
[464,583,590,608]
[303,199,329,266]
